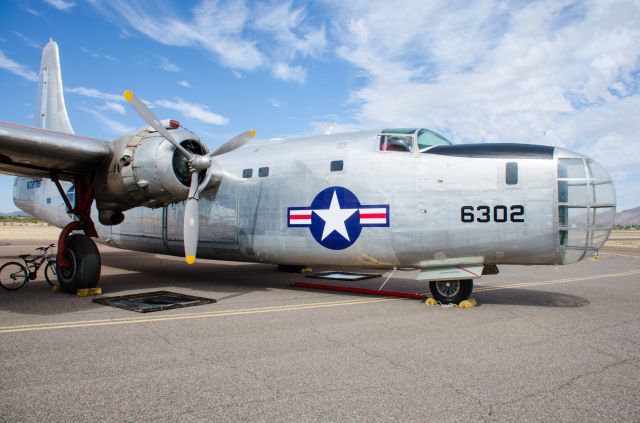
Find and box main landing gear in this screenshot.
[51,174,101,293]
[429,279,473,304]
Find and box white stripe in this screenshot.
[360,218,387,224]
[289,219,311,225]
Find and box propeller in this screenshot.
[124,90,255,264]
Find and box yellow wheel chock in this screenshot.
[76,288,102,297]
[458,298,477,308]
[424,297,477,308]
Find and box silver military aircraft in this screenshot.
[0,40,616,303]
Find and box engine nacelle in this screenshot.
[94,125,219,225]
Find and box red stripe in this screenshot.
[290,214,312,220]
[359,213,386,219]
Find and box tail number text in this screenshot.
[461,205,525,223]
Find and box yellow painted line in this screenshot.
[601,252,640,258]
[0,297,399,334]
[475,269,640,292]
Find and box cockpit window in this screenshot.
[416,129,451,150]
[379,135,413,152]
[379,128,451,152]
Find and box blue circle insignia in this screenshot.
[309,186,362,250]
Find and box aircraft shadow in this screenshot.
[474,288,590,307]
[97,250,302,295]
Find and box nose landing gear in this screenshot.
[429,279,473,304]
[51,174,101,293]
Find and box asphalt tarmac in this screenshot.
[1,239,639,422]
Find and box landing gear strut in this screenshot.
[51,173,101,293]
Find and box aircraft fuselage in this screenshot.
[14,129,615,270]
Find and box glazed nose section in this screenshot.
[556,152,616,264]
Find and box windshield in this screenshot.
[417,129,451,150]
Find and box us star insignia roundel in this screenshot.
[288,186,390,250]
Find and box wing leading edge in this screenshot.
[0,121,113,179]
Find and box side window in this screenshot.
[330,160,343,172]
[258,167,269,177]
[242,169,253,178]
[506,162,518,185]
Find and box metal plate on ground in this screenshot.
[92,291,216,313]
[306,271,382,281]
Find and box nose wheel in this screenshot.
[429,279,473,304]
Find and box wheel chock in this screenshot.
[52,285,62,293]
[77,287,102,297]
[458,298,477,308]
[424,297,438,306]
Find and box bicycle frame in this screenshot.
[22,255,51,279]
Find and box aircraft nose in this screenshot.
[555,149,616,264]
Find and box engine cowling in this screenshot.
[94,125,219,225]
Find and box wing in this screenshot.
[0,121,113,179]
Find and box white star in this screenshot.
[313,190,357,241]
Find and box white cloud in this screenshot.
[66,86,122,102]
[177,80,191,88]
[43,0,76,11]
[94,0,264,71]
[98,101,126,115]
[269,98,282,108]
[155,98,228,125]
[80,47,116,62]
[91,0,323,84]
[254,1,326,59]
[13,32,41,49]
[158,56,181,72]
[20,5,42,16]
[81,107,134,135]
[0,51,38,81]
[272,62,306,84]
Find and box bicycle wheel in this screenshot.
[0,262,28,290]
[45,261,58,286]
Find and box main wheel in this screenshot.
[0,262,28,290]
[429,279,473,304]
[56,234,101,294]
[44,261,58,286]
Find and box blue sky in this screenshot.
[0,0,638,212]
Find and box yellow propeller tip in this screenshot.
[250,129,256,137]
[186,256,196,265]
[123,90,133,102]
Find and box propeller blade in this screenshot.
[209,129,256,157]
[123,90,193,160]
[183,172,200,264]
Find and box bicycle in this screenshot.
[0,244,58,291]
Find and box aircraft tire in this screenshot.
[429,279,473,304]
[56,234,101,293]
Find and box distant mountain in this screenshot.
[615,207,640,226]
[0,211,30,218]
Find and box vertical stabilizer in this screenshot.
[36,38,74,134]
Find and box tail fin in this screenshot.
[36,38,74,134]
